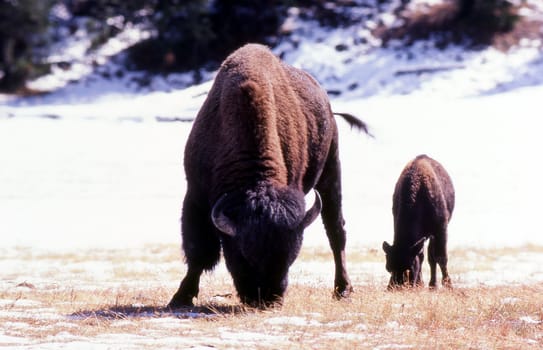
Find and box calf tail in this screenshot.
[333,112,373,137]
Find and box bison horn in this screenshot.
[211,194,236,236]
[300,189,322,229]
[410,236,427,254]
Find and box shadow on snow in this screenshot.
[69,302,250,320]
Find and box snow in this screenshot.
[520,316,542,325]
[218,329,288,343]
[29,17,153,93]
[266,316,322,327]
[293,39,543,98]
[0,118,187,249]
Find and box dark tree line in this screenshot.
[0,0,55,91]
[0,0,521,93]
[378,0,519,47]
[0,0,295,91]
[128,0,290,75]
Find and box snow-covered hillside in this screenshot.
[3,0,543,107]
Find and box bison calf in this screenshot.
[382,154,455,289]
[168,44,369,308]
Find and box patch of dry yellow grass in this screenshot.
[0,244,542,349]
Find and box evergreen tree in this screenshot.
[0,0,54,92]
[455,0,517,32]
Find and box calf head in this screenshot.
[212,185,321,307]
[382,238,425,289]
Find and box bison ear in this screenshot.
[211,194,236,236]
[382,241,392,254]
[300,189,322,229]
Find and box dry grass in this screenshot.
[1,244,542,349]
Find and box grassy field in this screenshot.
[1,244,542,349]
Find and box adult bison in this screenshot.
[382,154,454,290]
[168,43,369,308]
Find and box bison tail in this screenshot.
[333,112,373,138]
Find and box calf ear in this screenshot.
[300,189,322,228]
[382,241,392,254]
[211,194,236,236]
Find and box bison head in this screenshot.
[211,185,321,307]
[382,238,425,289]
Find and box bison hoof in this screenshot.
[334,285,353,300]
[442,277,453,289]
[167,294,195,309]
[386,283,397,291]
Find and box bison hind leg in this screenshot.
[428,237,437,288]
[315,138,353,300]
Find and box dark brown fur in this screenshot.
[383,154,455,289]
[169,44,368,307]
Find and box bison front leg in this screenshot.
[168,193,221,308]
[169,266,203,307]
[316,142,353,299]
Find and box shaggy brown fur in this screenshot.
[169,44,369,307]
[383,154,455,290]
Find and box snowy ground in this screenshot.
[1,75,542,251]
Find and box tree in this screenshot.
[125,0,213,75]
[376,0,520,48]
[0,0,55,92]
[455,0,517,32]
[127,0,287,75]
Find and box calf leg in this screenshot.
[168,193,221,308]
[429,226,452,289]
[428,238,438,288]
[316,142,353,299]
[437,227,452,288]
[414,252,424,287]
